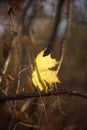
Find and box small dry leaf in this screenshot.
[14,110,28,121]
[32,48,60,92]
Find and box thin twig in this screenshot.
[0,54,11,83]
[0,88,87,103]
[21,100,30,112]
[37,90,48,126]
[18,121,40,129]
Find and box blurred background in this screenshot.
[0,0,87,130]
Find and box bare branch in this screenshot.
[18,121,40,129]
[0,54,11,83]
[0,88,87,103]
[56,0,72,74]
[43,0,65,56]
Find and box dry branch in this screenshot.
[43,0,65,56]
[0,88,87,103]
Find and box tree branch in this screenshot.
[0,88,87,103]
[43,0,65,56]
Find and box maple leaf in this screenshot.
[32,48,60,92]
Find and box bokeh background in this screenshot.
[0,0,87,130]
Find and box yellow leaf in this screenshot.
[32,48,60,92]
